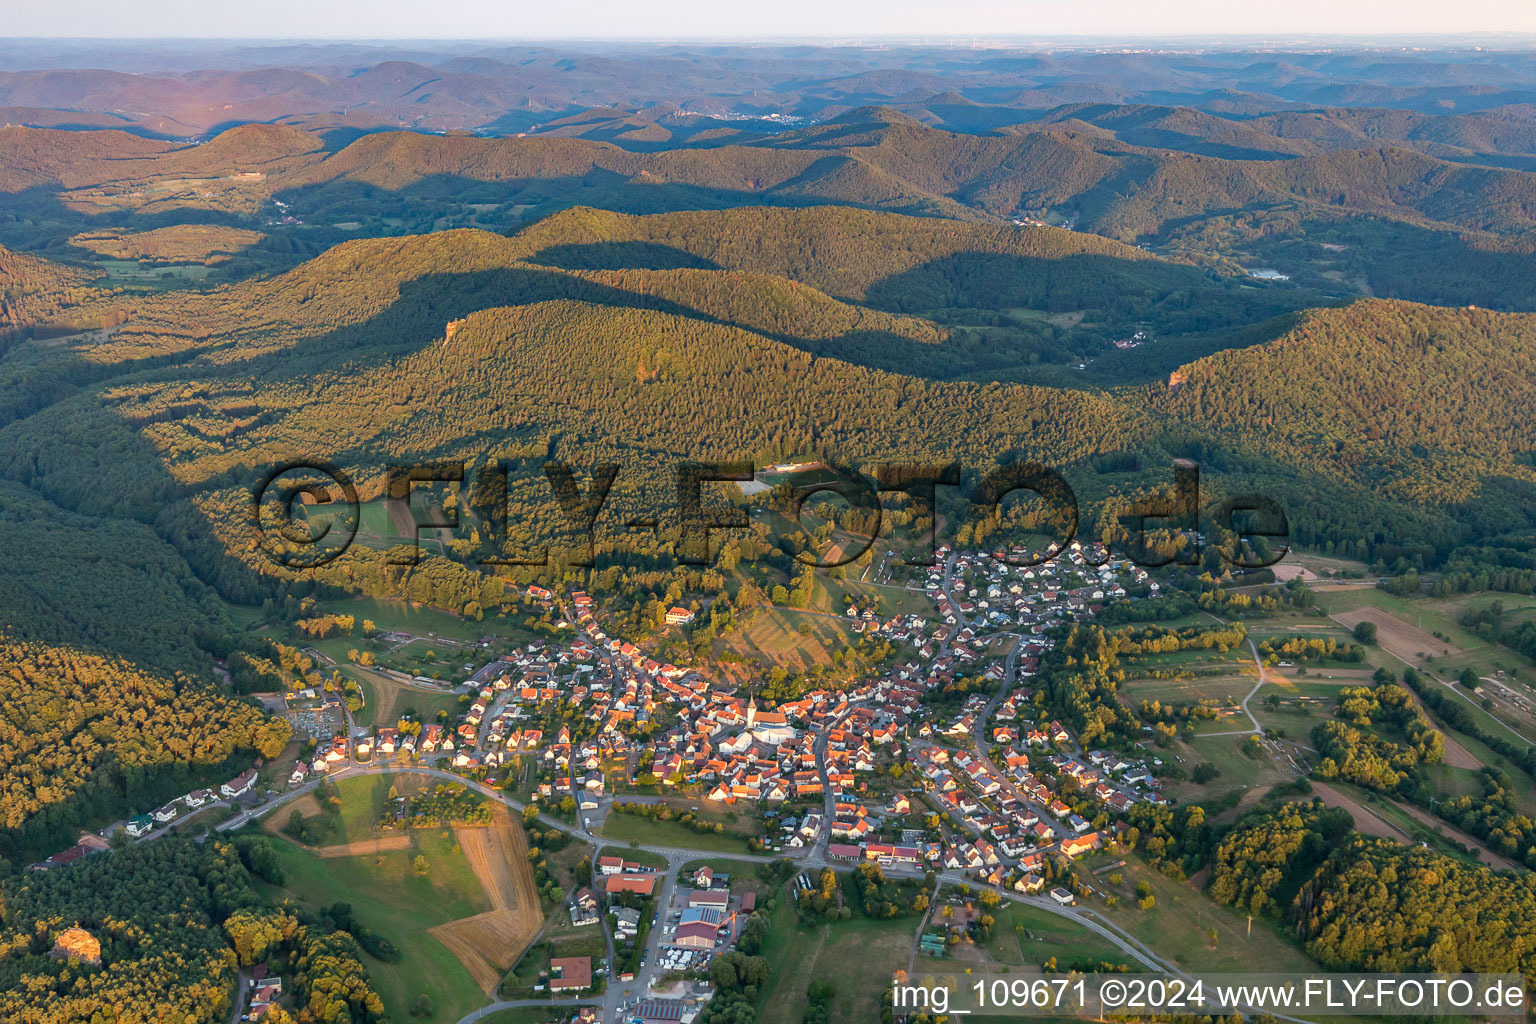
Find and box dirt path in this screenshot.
[1391,800,1520,871]
[1329,608,1457,665]
[314,835,412,858]
[1310,782,1411,841]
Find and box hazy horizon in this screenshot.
[4,0,1534,42]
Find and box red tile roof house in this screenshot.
[604,874,658,896]
[549,956,593,992]
[1060,831,1102,858]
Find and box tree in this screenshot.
[413,855,430,877]
[410,994,434,1018]
[1353,621,1379,645]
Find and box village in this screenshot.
[31,537,1178,1024]
[315,539,1167,887]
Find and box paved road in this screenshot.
[457,998,602,1023]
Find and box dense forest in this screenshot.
[0,636,290,863]
[0,208,1528,610]
[1210,803,1536,976]
[0,835,386,1024]
[0,481,234,674]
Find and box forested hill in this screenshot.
[1008,102,1536,168]
[0,216,1533,590]
[7,112,1536,308]
[1150,299,1536,559]
[274,126,982,220]
[55,207,1305,380]
[514,205,1160,299]
[0,126,175,191]
[0,123,318,192]
[0,480,234,675]
[0,243,92,328]
[261,113,1536,239]
[0,634,289,861]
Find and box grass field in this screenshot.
[1118,673,1255,706]
[989,902,1131,968]
[262,775,396,849]
[1099,861,1320,974]
[757,902,915,1024]
[810,573,931,619]
[600,813,752,854]
[260,832,490,1021]
[333,774,391,839]
[339,595,489,644]
[1174,731,1297,802]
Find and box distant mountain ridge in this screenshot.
[3,43,1536,139]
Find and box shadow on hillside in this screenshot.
[862,250,1312,336]
[528,240,720,271]
[266,168,959,226]
[212,264,965,379]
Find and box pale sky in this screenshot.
[5,0,1535,40]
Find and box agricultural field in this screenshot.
[1313,587,1536,743]
[430,803,546,993]
[713,603,861,673]
[257,772,546,1015]
[92,258,213,287]
[258,829,493,1021]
